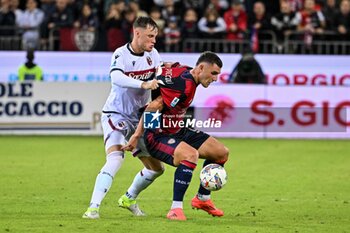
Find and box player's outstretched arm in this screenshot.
[122,96,164,152]
[111,70,160,90]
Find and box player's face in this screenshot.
[136,25,158,52]
[198,63,221,88]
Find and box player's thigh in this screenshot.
[182,128,210,150]
[197,136,229,161]
[138,156,164,172]
[105,132,125,154]
[132,135,152,157]
[144,129,179,166]
[101,113,128,154]
[144,129,197,167]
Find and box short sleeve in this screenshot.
[110,50,124,73]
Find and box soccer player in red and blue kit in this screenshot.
[123,51,229,221]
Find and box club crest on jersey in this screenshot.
[167,138,176,144]
[115,121,127,130]
[146,56,152,66]
[132,61,136,66]
[118,121,125,128]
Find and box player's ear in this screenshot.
[199,63,205,72]
[133,28,140,37]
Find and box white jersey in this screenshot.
[102,43,162,123]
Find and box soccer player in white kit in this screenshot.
[83,17,165,219]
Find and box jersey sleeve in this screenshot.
[160,86,184,109]
[156,67,190,108]
[110,50,124,73]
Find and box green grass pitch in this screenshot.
[0,136,349,233]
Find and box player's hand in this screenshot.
[121,134,139,151]
[141,79,159,90]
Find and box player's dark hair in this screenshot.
[196,51,223,68]
[133,16,158,31]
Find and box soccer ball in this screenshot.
[199,164,227,191]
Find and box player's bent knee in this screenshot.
[182,150,199,164]
[223,146,229,158]
[145,163,165,175]
[180,160,197,169]
[151,164,165,174]
[215,146,229,164]
[139,156,165,172]
[173,151,199,166]
[174,143,199,166]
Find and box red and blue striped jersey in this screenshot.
[156,65,197,133]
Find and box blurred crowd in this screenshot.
[0,0,349,52]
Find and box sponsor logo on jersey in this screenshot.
[128,71,154,80]
[125,68,155,81]
[146,56,152,66]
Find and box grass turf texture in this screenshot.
[0,136,349,233]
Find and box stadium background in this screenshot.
[1,0,349,232]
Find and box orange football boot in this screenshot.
[191,195,224,217]
[166,208,187,221]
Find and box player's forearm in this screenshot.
[146,95,164,113]
[110,70,143,88]
[134,115,145,137]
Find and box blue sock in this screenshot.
[173,161,196,201]
[198,160,226,196]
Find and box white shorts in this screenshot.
[101,113,150,157]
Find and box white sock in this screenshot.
[89,151,124,208]
[126,167,163,200]
[197,194,211,201]
[171,201,183,209]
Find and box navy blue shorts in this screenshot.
[144,128,210,166]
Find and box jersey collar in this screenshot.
[127,43,144,57]
[183,70,198,86]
